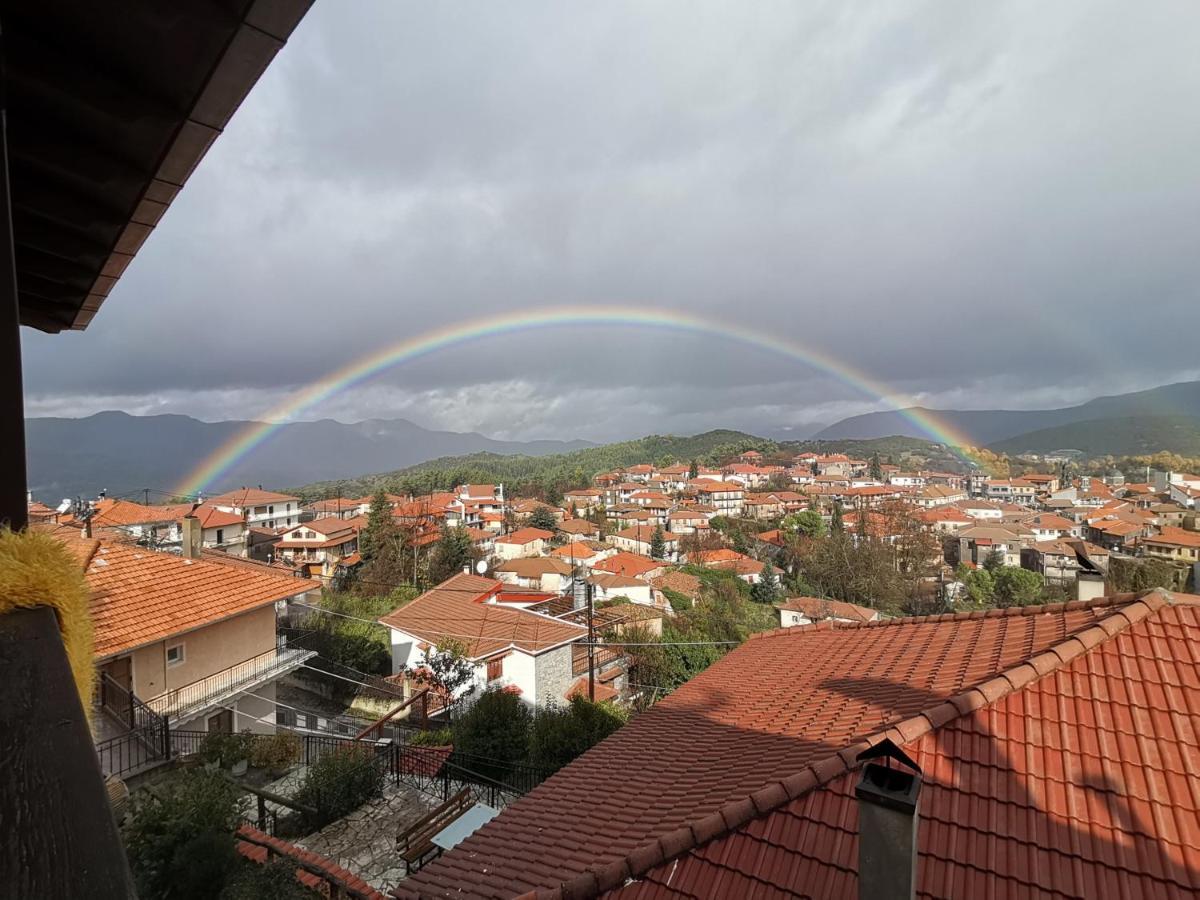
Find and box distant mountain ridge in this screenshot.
[988,415,1200,458]
[25,411,594,501]
[815,381,1200,446]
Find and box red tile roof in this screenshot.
[396,593,1199,899]
[496,527,554,545]
[58,534,312,658]
[776,596,879,623]
[205,487,299,506]
[1144,525,1200,549]
[187,505,244,529]
[379,572,584,658]
[590,552,663,578]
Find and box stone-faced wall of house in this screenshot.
[534,644,576,706]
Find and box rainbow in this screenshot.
[176,306,976,496]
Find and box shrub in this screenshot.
[451,687,532,768]
[529,697,628,773]
[294,744,385,829]
[221,858,314,900]
[249,732,302,772]
[407,727,453,747]
[123,770,245,899]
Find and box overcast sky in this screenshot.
[21,1,1200,441]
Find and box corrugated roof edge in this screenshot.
[517,589,1192,900]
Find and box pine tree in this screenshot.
[359,490,393,563]
[869,452,883,482]
[649,523,666,559]
[529,505,558,531]
[831,501,844,535]
[751,563,781,604]
[688,459,699,479]
[428,524,475,584]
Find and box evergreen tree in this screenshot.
[359,489,393,563]
[428,524,475,584]
[831,501,844,535]
[529,505,558,531]
[869,452,883,482]
[688,459,699,479]
[751,563,781,604]
[649,523,666,559]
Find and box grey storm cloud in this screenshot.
[21,0,1200,440]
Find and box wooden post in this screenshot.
[0,80,28,531]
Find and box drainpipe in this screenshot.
[856,739,922,900]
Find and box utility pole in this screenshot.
[587,580,595,701]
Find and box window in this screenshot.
[166,643,185,667]
[268,505,274,514]
[487,657,503,682]
[215,528,224,544]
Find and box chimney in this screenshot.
[1076,571,1106,602]
[181,515,201,559]
[856,739,921,900]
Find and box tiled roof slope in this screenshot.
[396,598,1138,898]
[379,572,585,659]
[612,592,1200,900]
[61,535,313,658]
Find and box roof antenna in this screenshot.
[856,738,922,900]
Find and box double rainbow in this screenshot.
[176,306,974,496]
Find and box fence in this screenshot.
[95,675,171,778]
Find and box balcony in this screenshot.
[145,644,316,723]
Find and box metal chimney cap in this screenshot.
[855,738,922,815]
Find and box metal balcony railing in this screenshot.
[145,644,315,721]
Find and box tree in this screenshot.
[123,770,245,900]
[528,505,558,531]
[781,509,826,539]
[869,452,883,482]
[529,697,629,773]
[982,548,1006,572]
[750,563,781,605]
[359,490,393,563]
[830,501,844,535]
[688,459,699,479]
[958,566,995,607]
[428,524,475,584]
[649,523,666,559]
[992,566,1043,607]
[408,639,477,722]
[452,686,532,768]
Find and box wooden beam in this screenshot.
[0,606,136,896]
[0,95,28,530]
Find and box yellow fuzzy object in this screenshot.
[0,528,95,711]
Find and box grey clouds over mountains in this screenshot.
[21,1,1200,443]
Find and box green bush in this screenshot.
[529,697,628,773]
[221,858,314,900]
[197,731,252,768]
[122,770,245,900]
[451,688,532,767]
[249,732,302,772]
[294,744,385,829]
[407,727,453,747]
[660,587,693,612]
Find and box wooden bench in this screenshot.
[397,787,474,875]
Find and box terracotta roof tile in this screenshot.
[57,534,313,658]
[379,572,584,658]
[398,596,1147,898]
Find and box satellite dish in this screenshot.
[475,559,488,575]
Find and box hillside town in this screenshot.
[16,443,1200,895]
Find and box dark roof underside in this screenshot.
[6,0,312,333]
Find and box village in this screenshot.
[20,443,1200,896]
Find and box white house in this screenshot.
[379,573,587,708]
[274,516,361,577]
[186,504,247,554]
[492,526,554,560]
[610,525,679,561]
[775,596,880,627]
[205,487,300,530]
[494,557,574,593]
[586,573,655,606]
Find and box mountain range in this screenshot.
[24,411,593,502]
[814,381,1200,447]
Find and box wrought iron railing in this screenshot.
[145,644,315,721]
[95,674,171,778]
